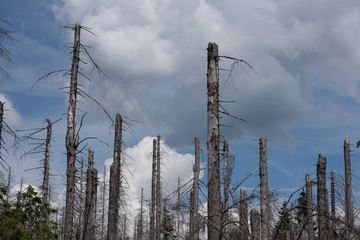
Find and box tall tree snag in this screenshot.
[330,170,335,235]
[189,137,200,240]
[42,119,52,204]
[137,187,144,240]
[305,172,314,240]
[344,138,354,239]
[150,138,156,240]
[107,113,122,240]
[156,135,161,240]
[223,139,229,238]
[207,42,222,240]
[64,23,81,240]
[259,138,270,240]
[316,154,330,240]
[82,147,98,240]
[239,189,249,240]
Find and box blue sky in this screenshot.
[2,0,360,214]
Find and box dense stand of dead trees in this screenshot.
[2,25,360,240]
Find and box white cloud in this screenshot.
[0,94,22,127]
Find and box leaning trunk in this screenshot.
[64,23,81,240]
[207,42,222,240]
[42,119,52,204]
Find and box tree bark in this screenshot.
[207,42,222,240]
[150,138,156,240]
[239,189,249,240]
[101,165,106,240]
[82,147,98,240]
[42,119,52,204]
[190,137,200,240]
[344,138,354,239]
[156,135,161,240]
[107,113,122,240]
[330,170,335,235]
[64,23,81,240]
[316,154,330,240]
[259,138,270,240]
[137,187,144,240]
[250,209,260,240]
[305,172,314,240]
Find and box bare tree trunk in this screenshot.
[107,113,122,240]
[177,177,181,236]
[344,138,354,239]
[305,172,314,240]
[76,157,85,240]
[190,137,200,240]
[0,102,4,173]
[42,119,52,205]
[207,42,222,240]
[156,135,161,240]
[6,166,11,202]
[64,23,81,240]
[223,139,229,239]
[137,188,144,240]
[250,209,260,240]
[82,147,98,240]
[330,170,335,235]
[259,138,270,240]
[239,189,249,240]
[101,165,106,240]
[150,138,156,240]
[316,154,330,240]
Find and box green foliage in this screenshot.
[161,205,177,240]
[274,201,293,240]
[0,184,59,239]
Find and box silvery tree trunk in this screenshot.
[189,137,200,240]
[82,147,98,240]
[42,119,52,205]
[137,188,144,240]
[223,139,229,239]
[207,42,222,240]
[305,172,314,240]
[155,135,161,240]
[150,138,156,240]
[344,138,354,239]
[330,170,335,235]
[107,113,122,240]
[64,23,81,240]
[316,154,330,240]
[259,138,270,240]
[239,189,249,240]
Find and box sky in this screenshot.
[2,0,360,222]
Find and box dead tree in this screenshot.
[189,137,200,240]
[64,23,81,240]
[207,42,222,240]
[156,135,161,240]
[316,154,330,240]
[0,15,14,79]
[239,189,249,240]
[250,209,260,240]
[330,170,335,235]
[6,166,11,201]
[150,138,156,240]
[100,165,107,240]
[82,147,98,240]
[344,138,354,239]
[42,119,52,204]
[107,113,122,240]
[223,138,229,238]
[259,138,270,240]
[305,172,314,240]
[137,188,144,240]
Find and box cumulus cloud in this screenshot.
[0,94,22,127]
[51,0,360,146]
